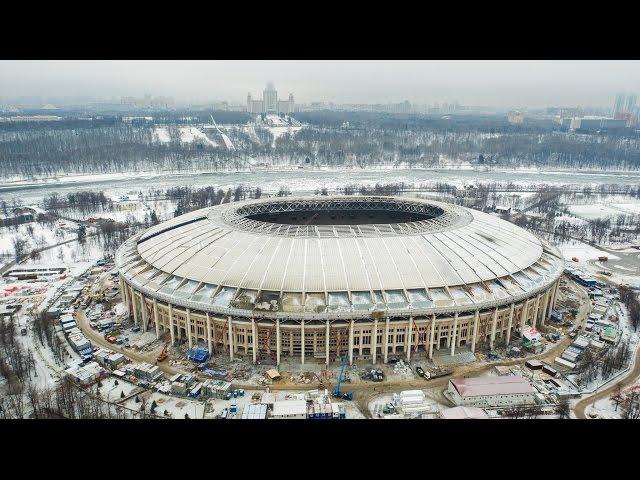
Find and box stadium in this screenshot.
[115,196,564,366]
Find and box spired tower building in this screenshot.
[263,82,278,112]
[246,83,294,114]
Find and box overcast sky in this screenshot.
[1,60,638,108]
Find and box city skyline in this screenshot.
[1,60,639,109]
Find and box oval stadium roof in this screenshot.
[116,196,564,319]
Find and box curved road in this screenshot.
[573,335,640,418]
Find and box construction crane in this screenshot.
[332,353,352,400]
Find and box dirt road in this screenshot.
[75,276,591,417]
[75,308,183,378]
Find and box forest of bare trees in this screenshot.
[2,112,640,179]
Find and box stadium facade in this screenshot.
[116,196,564,365]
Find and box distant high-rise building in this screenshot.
[263,82,278,112]
[246,83,294,114]
[612,92,638,126]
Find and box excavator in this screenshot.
[156,342,169,362]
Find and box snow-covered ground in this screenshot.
[153,126,218,147]
[0,220,81,257]
[558,240,619,264]
[567,204,624,220]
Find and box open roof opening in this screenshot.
[240,199,444,226]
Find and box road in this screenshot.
[75,308,184,378]
[73,273,592,417]
[573,342,640,419]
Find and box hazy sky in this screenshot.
[1,60,638,108]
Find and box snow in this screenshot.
[264,125,303,147]
[153,127,170,143]
[178,126,218,147]
[584,397,621,419]
[558,241,619,263]
[0,221,81,256]
[153,126,218,147]
[567,204,623,220]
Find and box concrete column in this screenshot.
[227,316,234,361]
[505,303,514,346]
[371,318,378,364]
[122,282,130,312]
[206,313,212,354]
[450,313,459,356]
[252,318,257,364]
[533,294,541,327]
[406,316,413,361]
[119,278,126,309]
[185,309,192,349]
[392,324,397,354]
[490,307,498,350]
[132,292,139,326]
[168,304,175,345]
[541,290,549,326]
[429,314,436,359]
[384,317,390,363]
[325,320,330,366]
[551,280,560,311]
[349,320,354,365]
[471,310,479,353]
[521,300,528,331]
[301,320,305,365]
[289,332,294,356]
[276,319,281,366]
[153,299,159,339]
[141,295,148,333]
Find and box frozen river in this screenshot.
[1,167,639,205]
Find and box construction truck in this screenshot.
[415,366,431,380]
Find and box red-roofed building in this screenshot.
[448,376,536,407]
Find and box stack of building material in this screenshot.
[133,362,162,382]
[391,390,431,415]
[397,390,426,406]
